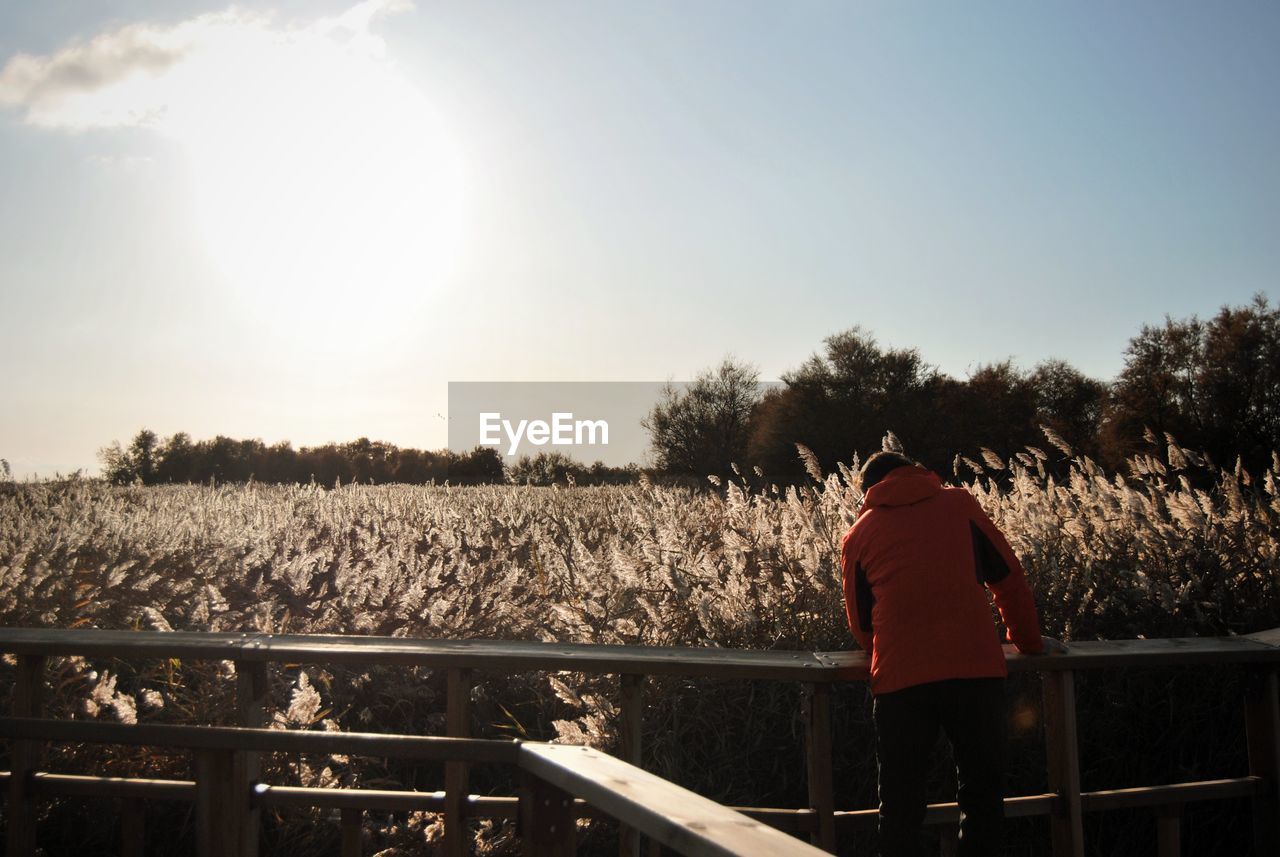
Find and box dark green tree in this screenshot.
[748,328,944,479]
[155,432,197,482]
[1027,359,1107,460]
[99,429,161,484]
[447,446,506,485]
[1101,294,1280,473]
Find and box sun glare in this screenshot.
[166,12,466,340]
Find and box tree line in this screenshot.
[647,295,1280,483]
[97,295,1277,487]
[98,434,640,487]
[99,434,508,486]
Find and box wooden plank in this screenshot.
[244,634,840,681]
[521,772,576,857]
[1244,667,1280,856]
[0,717,521,764]
[195,749,239,857]
[444,667,472,857]
[834,792,1058,828]
[6,654,46,857]
[1078,777,1262,811]
[0,628,265,661]
[518,742,831,857]
[27,774,593,821]
[120,797,146,857]
[817,635,1280,679]
[254,785,522,814]
[1245,627,1280,648]
[235,661,268,857]
[341,808,363,857]
[1042,670,1084,857]
[800,683,835,853]
[1156,805,1181,857]
[618,673,645,857]
[255,783,442,812]
[1006,637,1280,671]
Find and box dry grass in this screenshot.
[1,434,1277,854]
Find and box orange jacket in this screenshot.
[840,465,1044,694]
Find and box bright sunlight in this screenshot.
[173,9,467,333]
[3,1,466,338]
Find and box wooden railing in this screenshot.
[0,626,1278,856]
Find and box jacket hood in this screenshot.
[863,465,943,509]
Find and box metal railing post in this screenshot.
[802,682,836,853]
[444,667,473,857]
[1042,670,1084,857]
[1244,666,1280,855]
[6,654,46,857]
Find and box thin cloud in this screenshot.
[0,0,413,131]
[0,17,215,128]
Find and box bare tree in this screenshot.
[643,358,761,479]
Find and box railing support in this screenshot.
[444,667,473,857]
[235,662,268,857]
[940,825,959,857]
[1155,804,1181,857]
[340,808,363,857]
[1042,670,1084,857]
[1244,666,1280,856]
[195,748,242,857]
[520,773,575,857]
[802,682,836,853]
[618,673,644,857]
[120,797,146,857]
[6,654,46,857]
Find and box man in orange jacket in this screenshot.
[841,451,1065,857]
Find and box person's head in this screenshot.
[859,451,917,491]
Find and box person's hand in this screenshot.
[1037,636,1069,655]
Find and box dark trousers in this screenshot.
[873,677,1006,857]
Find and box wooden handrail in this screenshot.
[518,741,829,857]
[1078,777,1265,812]
[0,626,1276,678]
[0,628,836,680]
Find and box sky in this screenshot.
[1,0,1277,477]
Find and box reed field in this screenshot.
[1,434,1278,855]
